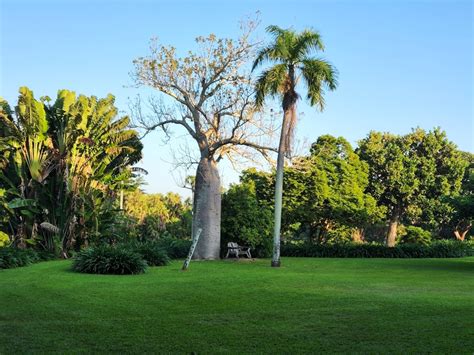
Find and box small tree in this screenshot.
[132,21,275,259]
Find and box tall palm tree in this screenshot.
[252,26,338,267]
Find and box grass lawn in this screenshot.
[1,257,473,353]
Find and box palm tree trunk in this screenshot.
[271,106,294,267]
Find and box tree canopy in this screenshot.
[357,128,466,246]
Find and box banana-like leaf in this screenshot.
[54,89,76,112]
[17,87,49,141]
[22,139,55,183]
[19,209,35,217]
[7,198,38,209]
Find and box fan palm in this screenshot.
[252,26,338,267]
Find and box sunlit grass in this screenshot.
[1,257,473,353]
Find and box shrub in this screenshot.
[165,210,192,240]
[399,226,432,246]
[0,247,40,269]
[91,212,139,247]
[153,237,192,259]
[139,214,164,240]
[325,226,354,244]
[72,245,147,275]
[36,250,58,261]
[280,240,474,258]
[123,241,170,266]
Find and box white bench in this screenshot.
[225,242,252,259]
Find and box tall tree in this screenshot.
[252,26,338,266]
[358,128,466,246]
[132,21,275,259]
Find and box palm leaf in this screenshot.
[300,58,338,110]
[255,64,288,108]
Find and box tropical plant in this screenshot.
[0,88,143,256]
[252,25,338,266]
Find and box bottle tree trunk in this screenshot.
[192,157,221,260]
[386,208,400,247]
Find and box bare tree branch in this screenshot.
[131,14,277,171]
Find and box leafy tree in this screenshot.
[241,135,380,244]
[252,26,338,266]
[358,128,466,246]
[132,20,275,260]
[286,135,381,243]
[221,180,273,257]
[124,190,192,239]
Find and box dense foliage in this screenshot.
[281,240,474,258]
[72,245,148,275]
[0,88,143,256]
[151,237,192,259]
[221,180,273,257]
[357,128,466,246]
[123,240,170,266]
[399,226,432,246]
[0,88,472,264]
[229,131,472,248]
[238,136,383,245]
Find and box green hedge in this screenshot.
[281,240,474,258]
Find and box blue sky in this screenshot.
[1,0,472,196]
